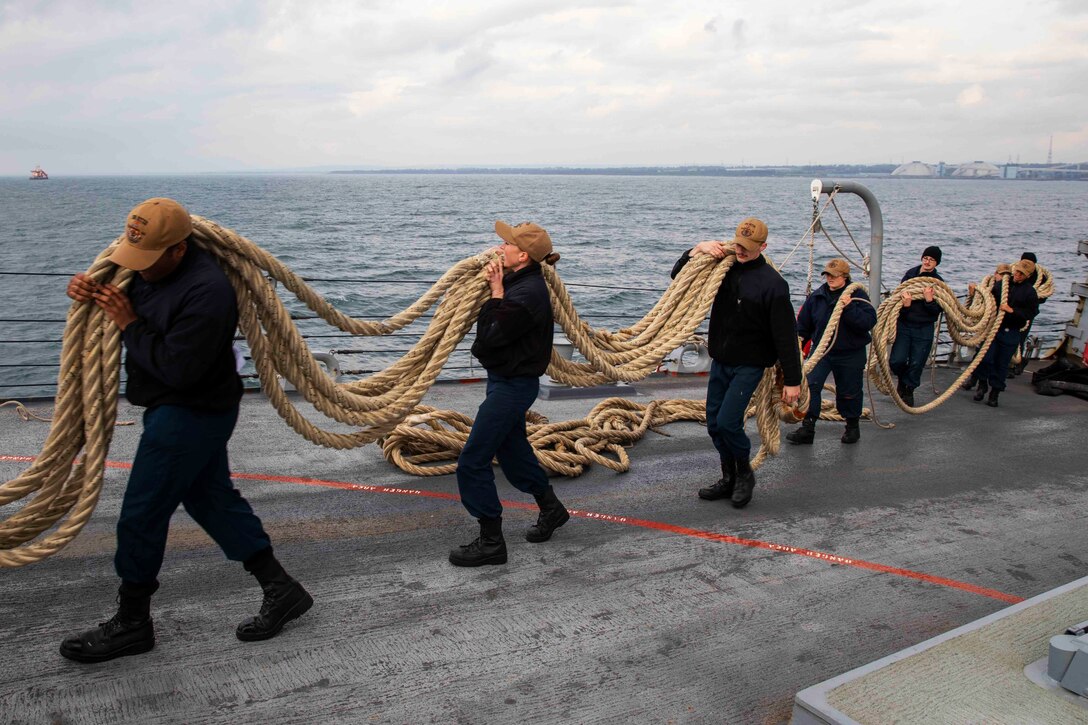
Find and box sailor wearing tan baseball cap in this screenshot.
[670,214,802,511]
[1012,259,1036,279]
[59,196,314,664]
[731,217,769,254]
[821,258,851,279]
[111,198,193,271]
[788,257,876,446]
[493,221,560,265]
[450,220,567,566]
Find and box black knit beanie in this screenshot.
[921,246,942,265]
[1020,252,1037,263]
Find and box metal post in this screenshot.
[814,180,884,299]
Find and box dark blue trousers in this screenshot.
[805,348,866,420]
[705,362,765,462]
[977,328,1021,391]
[456,373,549,520]
[889,321,934,391]
[114,404,271,584]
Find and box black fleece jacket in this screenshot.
[122,247,243,410]
[990,277,1039,331]
[471,263,554,377]
[671,251,802,385]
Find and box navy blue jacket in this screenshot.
[672,251,802,385]
[796,282,877,355]
[471,263,553,377]
[990,278,1039,331]
[122,247,243,410]
[898,264,945,327]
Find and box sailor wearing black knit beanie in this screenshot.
[888,246,944,406]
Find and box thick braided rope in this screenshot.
[381,250,793,476]
[1035,264,1054,301]
[868,276,1004,414]
[0,251,129,567]
[788,281,875,423]
[1,224,787,566]
[380,398,707,476]
[543,253,732,385]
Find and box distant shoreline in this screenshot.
[5,162,1084,178]
[331,165,897,177]
[328,164,1085,180]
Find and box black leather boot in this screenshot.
[962,376,977,391]
[973,380,989,402]
[731,459,757,509]
[841,418,860,444]
[449,516,507,566]
[902,387,915,407]
[236,548,314,642]
[525,487,570,543]
[60,580,158,663]
[896,379,907,398]
[786,417,816,445]
[986,389,1000,408]
[698,458,736,500]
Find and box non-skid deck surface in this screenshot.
[1,369,1086,724]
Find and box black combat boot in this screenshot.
[60,580,158,663]
[449,516,507,566]
[525,487,570,543]
[785,417,816,445]
[896,379,907,399]
[962,376,977,391]
[841,418,861,444]
[986,389,1000,408]
[973,380,989,402]
[698,458,736,500]
[731,459,757,509]
[902,387,915,407]
[236,547,314,642]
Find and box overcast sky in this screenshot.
[2,0,1086,174]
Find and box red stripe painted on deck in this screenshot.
[1,454,1024,604]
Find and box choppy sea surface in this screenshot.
[1,174,1085,398]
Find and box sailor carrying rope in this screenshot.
[1,198,1028,575]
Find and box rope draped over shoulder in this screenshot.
[1,223,790,566]
[1035,264,1055,302]
[794,260,1048,421]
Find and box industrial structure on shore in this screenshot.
[892,159,1088,180]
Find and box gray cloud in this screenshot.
[1,0,1086,173]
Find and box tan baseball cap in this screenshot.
[494,220,553,263]
[732,217,768,253]
[1013,259,1036,277]
[111,198,192,271]
[822,258,850,278]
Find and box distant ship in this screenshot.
[29,165,48,180]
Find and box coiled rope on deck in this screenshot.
[1,220,789,566]
[381,398,708,477]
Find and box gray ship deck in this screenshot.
[2,367,1087,724]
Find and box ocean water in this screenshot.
[1,174,1085,398]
